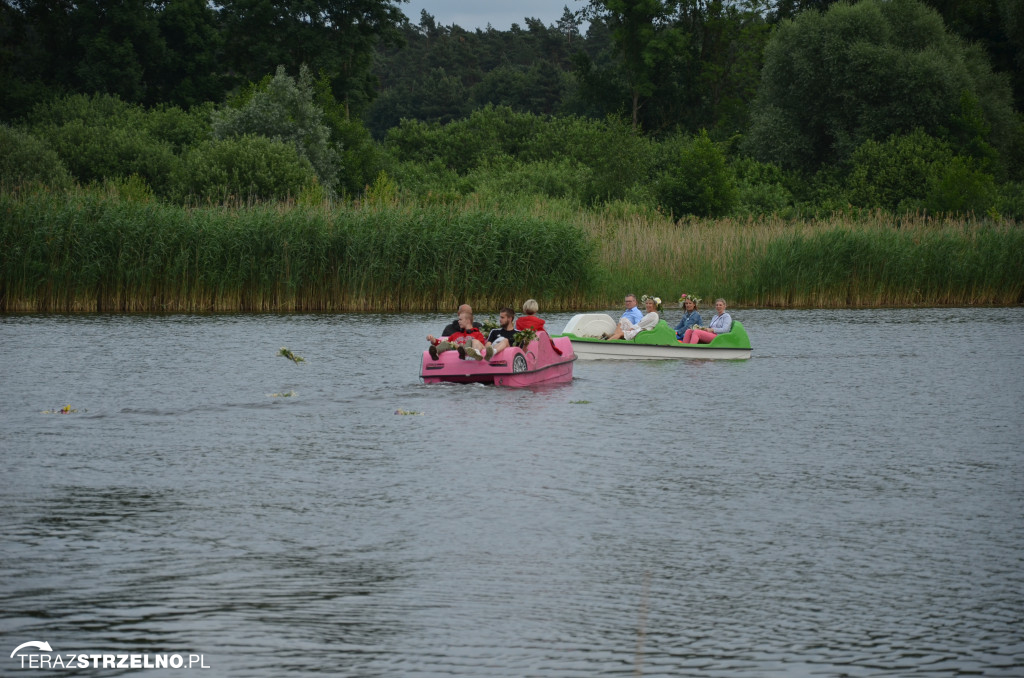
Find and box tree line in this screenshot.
[2,0,1022,218]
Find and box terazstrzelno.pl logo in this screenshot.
[10,641,210,670]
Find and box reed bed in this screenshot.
[565,206,1024,308]
[2,189,1021,313]
[0,189,595,312]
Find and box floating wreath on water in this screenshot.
[42,405,81,414]
[278,347,305,364]
[513,327,537,348]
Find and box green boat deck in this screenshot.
[559,319,752,350]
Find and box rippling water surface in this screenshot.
[1,309,1022,676]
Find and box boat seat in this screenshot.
[561,313,617,338]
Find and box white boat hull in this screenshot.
[569,340,752,360]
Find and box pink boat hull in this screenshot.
[420,332,576,387]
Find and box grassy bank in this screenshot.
[2,189,1021,312]
[578,208,1024,308]
[0,189,595,312]
[488,194,1024,308]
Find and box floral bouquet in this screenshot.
[513,327,537,348]
[480,313,500,334]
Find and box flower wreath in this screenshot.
[678,293,702,307]
[640,294,663,313]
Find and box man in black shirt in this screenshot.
[465,307,517,361]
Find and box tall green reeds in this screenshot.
[2,188,1021,313]
[0,188,595,312]
[741,219,1024,307]
[561,205,1023,308]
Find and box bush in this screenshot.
[332,118,386,197]
[846,129,955,212]
[143,103,214,152]
[995,182,1024,221]
[731,157,793,216]
[384,105,544,174]
[383,119,447,167]
[213,66,341,194]
[24,93,199,196]
[466,156,590,202]
[385,110,659,205]
[386,158,462,202]
[846,129,999,214]
[27,93,139,129]
[101,174,156,203]
[924,157,998,215]
[171,135,319,204]
[524,114,654,203]
[45,119,178,195]
[0,124,74,190]
[653,131,737,217]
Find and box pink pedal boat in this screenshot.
[420,331,576,387]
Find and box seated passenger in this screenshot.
[682,298,732,344]
[429,303,481,344]
[604,295,660,340]
[428,311,486,359]
[465,307,517,360]
[674,293,702,341]
[618,293,643,326]
[515,298,546,332]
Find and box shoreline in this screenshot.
[3,189,1022,314]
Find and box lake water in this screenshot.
[1,308,1022,677]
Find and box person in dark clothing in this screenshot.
[428,310,486,360]
[465,307,517,361]
[433,303,482,339]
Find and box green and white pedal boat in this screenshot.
[557,314,753,360]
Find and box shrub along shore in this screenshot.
[1,188,1022,313]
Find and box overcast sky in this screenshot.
[398,1,585,31]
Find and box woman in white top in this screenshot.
[604,296,660,340]
[682,298,732,344]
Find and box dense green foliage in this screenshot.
[744,0,1021,179]
[845,129,999,214]
[0,124,73,190]
[2,0,1020,219]
[213,66,341,194]
[1,0,1022,313]
[0,0,402,115]
[170,136,319,204]
[653,131,737,217]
